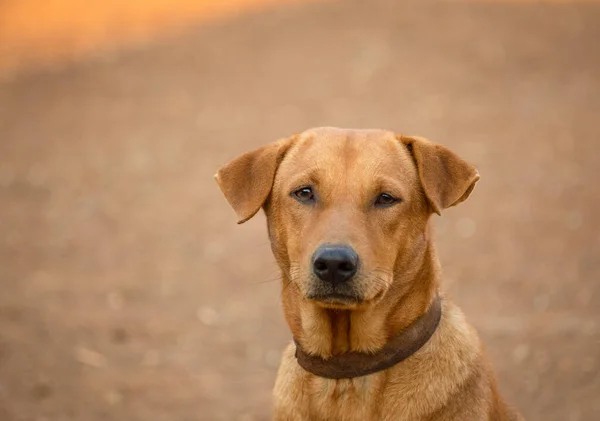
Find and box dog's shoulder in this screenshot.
[388,299,520,421]
[378,299,486,419]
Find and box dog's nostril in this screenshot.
[338,261,355,273]
[314,260,328,272]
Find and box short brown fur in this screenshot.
[215,127,523,421]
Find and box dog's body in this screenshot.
[216,127,522,421]
[274,300,515,421]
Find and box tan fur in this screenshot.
[216,127,523,421]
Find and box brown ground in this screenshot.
[1,1,599,420]
[0,0,309,78]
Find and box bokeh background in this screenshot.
[1,0,599,420]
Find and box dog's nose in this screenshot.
[312,245,359,285]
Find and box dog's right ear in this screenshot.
[215,138,293,224]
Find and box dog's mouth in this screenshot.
[306,292,362,308]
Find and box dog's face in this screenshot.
[265,128,429,308]
[216,127,479,310]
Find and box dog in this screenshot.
[215,127,522,421]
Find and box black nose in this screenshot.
[312,245,359,285]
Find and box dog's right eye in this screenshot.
[292,187,315,203]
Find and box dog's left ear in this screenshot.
[399,135,480,215]
[215,137,293,224]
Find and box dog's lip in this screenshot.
[307,292,361,304]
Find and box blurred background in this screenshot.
[0,0,599,420]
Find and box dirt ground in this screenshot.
[0,0,599,420]
[0,0,308,78]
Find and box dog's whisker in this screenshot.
[251,277,282,285]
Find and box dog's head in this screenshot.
[216,127,479,310]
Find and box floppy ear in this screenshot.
[215,138,292,224]
[399,135,480,215]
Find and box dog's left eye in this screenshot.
[293,187,315,203]
[375,193,400,207]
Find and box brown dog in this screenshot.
[215,127,522,421]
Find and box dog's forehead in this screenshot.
[300,127,395,146]
[283,127,414,172]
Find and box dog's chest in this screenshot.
[307,376,384,420]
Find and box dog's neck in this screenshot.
[285,240,440,359]
[294,293,442,378]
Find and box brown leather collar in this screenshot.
[294,295,442,379]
